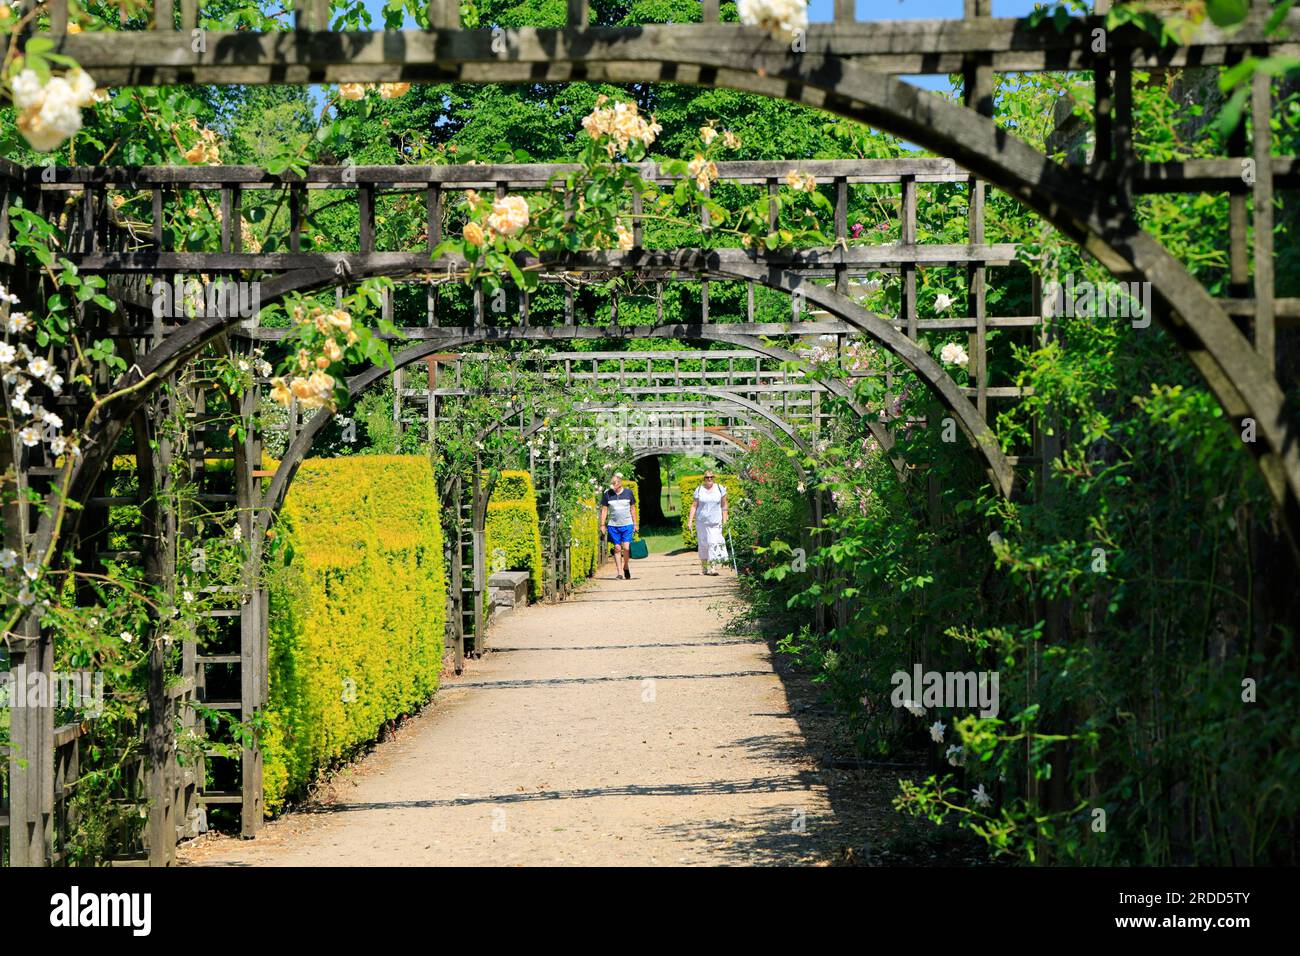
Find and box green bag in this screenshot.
[629,539,649,560]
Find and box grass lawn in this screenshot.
[637,523,687,555]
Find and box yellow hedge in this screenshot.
[568,497,600,583]
[262,455,447,813]
[679,473,743,549]
[486,470,544,599]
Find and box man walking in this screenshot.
[600,472,638,580]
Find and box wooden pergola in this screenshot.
[1,2,1294,865]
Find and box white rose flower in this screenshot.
[929,720,946,743]
[939,342,969,368]
[0,548,17,569]
[738,0,808,41]
[18,426,40,447]
[972,784,993,808]
[9,69,44,110]
[17,77,83,151]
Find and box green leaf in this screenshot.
[1206,0,1250,28]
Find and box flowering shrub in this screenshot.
[433,95,830,295]
[262,456,447,813]
[263,281,397,412]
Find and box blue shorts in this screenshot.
[606,524,635,545]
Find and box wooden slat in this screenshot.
[1252,70,1275,370]
[32,157,1300,192]
[427,0,459,29]
[42,19,1300,85]
[153,0,175,31]
[901,175,918,339]
[426,184,442,251]
[359,183,375,253]
[50,0,69,33]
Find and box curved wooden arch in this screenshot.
[519,394,811,456]
[631,445,741,468]
[247,266,1009,555]
[260,353,812,539]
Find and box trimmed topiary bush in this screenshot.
[486,470,544,598]
[262,455,447,813]
[568,496,600,582]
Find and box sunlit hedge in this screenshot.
[568,497,600,582]
[262,455,447,813]
[486,469,544,598]
[679,473,743,549]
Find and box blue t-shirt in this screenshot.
[600,487,636,526]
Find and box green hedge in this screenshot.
[568,497,600,582]
[486,470,544,598]
[679,473,743,550]
[263,455,447,813]
[492,470,535,502]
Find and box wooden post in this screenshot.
[1252,71,1275,370]
[901,175,917,339]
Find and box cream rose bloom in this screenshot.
[738,0,808,41]
[486,196,529,237]
[11,68,102,152]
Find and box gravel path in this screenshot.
[179,551,861,866]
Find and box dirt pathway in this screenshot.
[180,550,864,866]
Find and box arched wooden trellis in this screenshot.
[2,3,1293,865]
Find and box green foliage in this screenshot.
[263,456,447,813]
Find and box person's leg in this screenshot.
[702,523,720,574]
[610,525,632,577]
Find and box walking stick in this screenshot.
[726,525,739,575]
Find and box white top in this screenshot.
[693,482,726,526]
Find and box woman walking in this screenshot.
[687,471,729,575]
